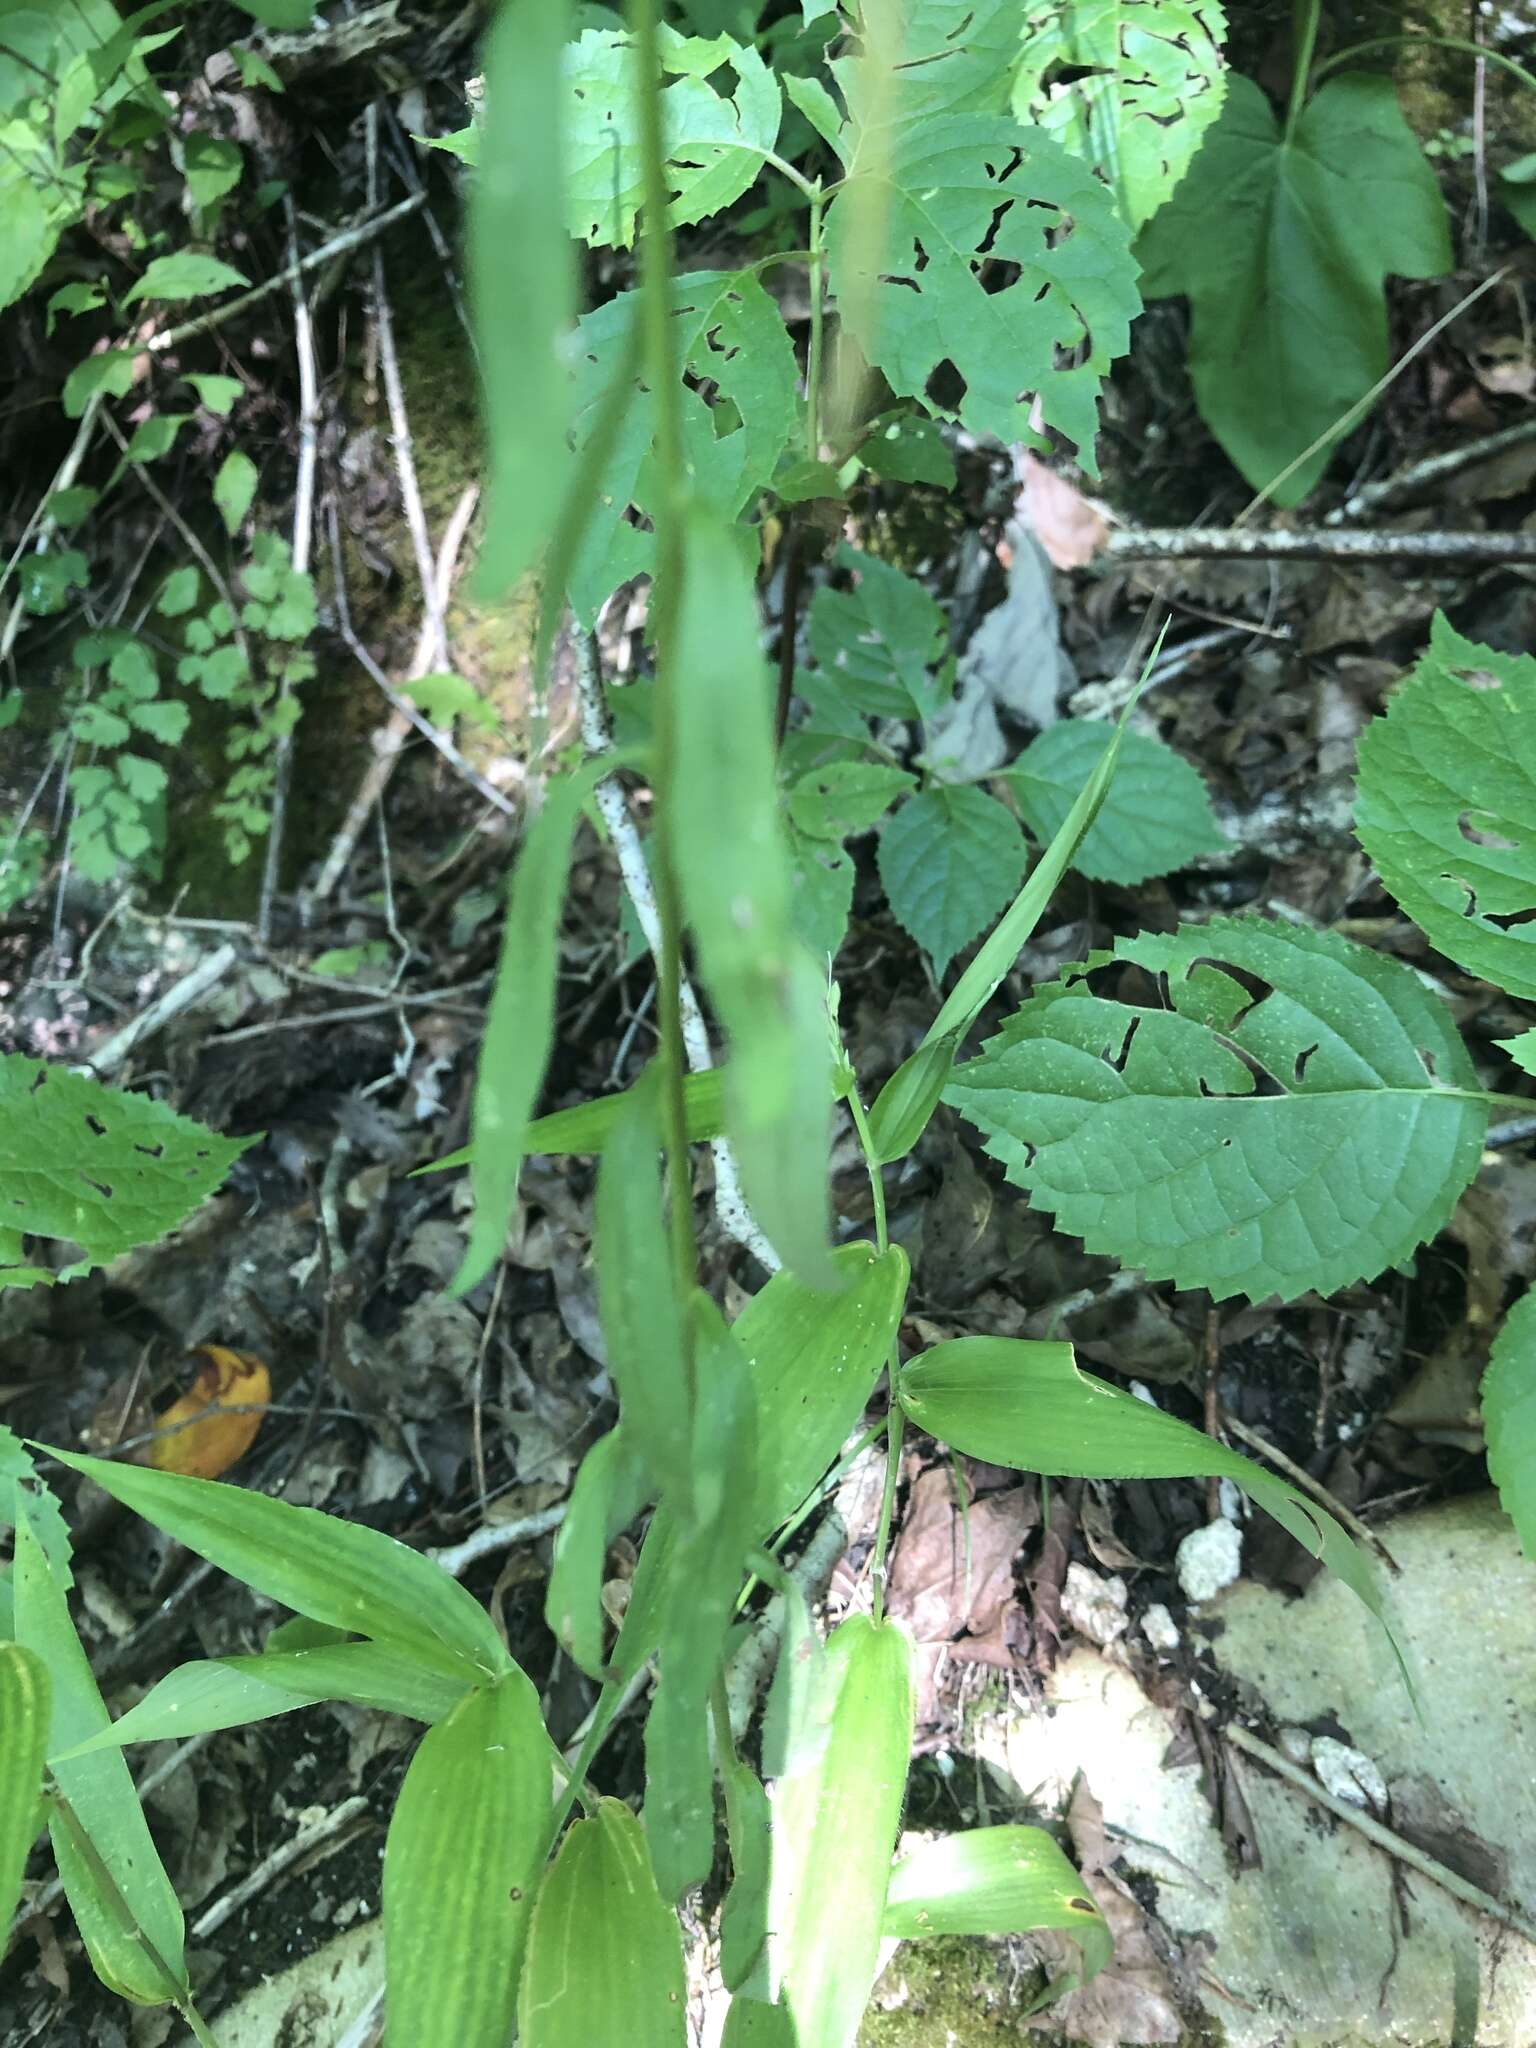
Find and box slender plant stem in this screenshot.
[1316,33,1536,100]
[845,1084,888,1256]
[630,0,700,1326]
[1285,0,1323,142]
[870,1393,905,1627]
[806,184,827,460]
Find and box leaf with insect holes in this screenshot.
[826,107,1139,468]
[1483,1290,1536,1558]
[0,1058,251,1287]
[1355,616,1536,999]
[787,826,855,961]
[878,786,1027,977]
[945,916,1488,1303]
[1013,0,1229,230]
[1136,74,1449,503]
[568,269,800,625]
[806,548,947,721]
[1005,719,1226,884]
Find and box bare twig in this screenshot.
[1103,526,1536,566]
[1329,418,1536,524]
[78,943,238,1078]
[428,1504,569,1578]
[1219,1411,1399,1572]
[1225,1724,1536,1946]
[725,1505,850,1741]
[575,632,780,1272]
[191,1795,371,1940]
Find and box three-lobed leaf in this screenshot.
[945,917,1488,1304]
[1354,616,1536,999]
[1137,74,1450,503]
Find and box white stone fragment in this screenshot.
[1140,1602,1181,1653]
[1310,1736,1389,1815]
[1175,1517,1243,1603]
[1062,1563,1129,1647]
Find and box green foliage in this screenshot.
[123,250,248,303]
[0,1057,250,1288]
[1355,615,1536,998]
[1482,1291,1536,1559]
[945,918,1488,1303]
[65,631,185,882]
[1137,74,1450,503]
[0,1642,49,1942]
[519,1800,687,2047]
[1013,0,1229,229]
[883,1826,1108,1975]
[383,1674,553,2048]
[1006,718,1226,885]
[877,784,1028,977]
[805,547,949,721]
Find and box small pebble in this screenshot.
[1062,1562,1129,1646]
[1140,1602,1181,1653]
[1311,1736,1389,1814]
[1278,1725,1313,1766]
[1175,1517,1243,1603]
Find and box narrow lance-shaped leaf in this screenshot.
[595,1067,692,1506]
[469,0,574,596]
[898,1337,1404,1674]
[883,1825,1108,1981]
[519,1799,687,2048]
[416,1066,726,1176]
[456,755,625,1293]
[1354,615,1536,999]
[0,1643,49,1941]
[545,1428,652,1676]
[670,508,834,1285]
[1483,1291,1536,1559]
[13,1513,188,2007]
[769,1615,914,2048]
[384,1670,554,2048]
[44,1447,509,1684]
[945,917,1488,1304]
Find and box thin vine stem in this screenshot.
[1316,33,1536,101]
[806,184,827,459]
[1285,0,1323,142]
[845,1072,903,1622]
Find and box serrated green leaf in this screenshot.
[569,270,800,624]
[56,1644,468,1758]
[1483,1291,1536,1558]
[457,755,620,1293]
[945,917,1487,1303]
[519,1799,686,2047]
[770,1615,913,2048]
[563,25,781,249]
[44,1448,511,1685]
[827,106,1138,466]
[0,1642,49,1939]
[596,1068,691,1504]
[855,411,956,488]
[806,547,947,721]
[123,251,249,304]
[1013,0,1228,229]
[184,372,242,416]
[545,1427,651,1675]
[897,1336,1401,1663]
[790,761,917,841]
[63,349,135,419]
[0,1058,250,1285]
[787,826,855,962]
[470,0,574,597]
[384,1672,553,2048]
[182,133,242,210]
[1136,74,1450,503]
[127,700,189,745]
[783,68,845,159]
[1355,615,1536,999]
[833,0,1020,122]
[401,671,499,731]
[0,176,54,316]
[213,448,257,535]
[0,1430,72,1603]
[671,509,833,1285]
[14,1514,188,2006]
[418,1067,728,1177]
[883,1825,1108,1982]
[878,785,1027,977]
[1499,1029,1536,1077]
[1007,719,1226,884]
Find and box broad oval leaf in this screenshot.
[789,761,917,841]
[1483,1291,1536,1559]
[1013,0,1228,229]
[384,1672,553,2048]
[0,1057,250,1288]
[769,1615,914,2048]
[671,508,833,1285]
[123,251,249,304]
[519,1799,686,2047]
[1355,616,1536,999]
[945,917,1488,1304]
[1006,719,1226,886]
[878,786,1028,979]
[805,547,947,721]
[1136,74,1450,503]
[45,1448,510,1684]
[898,1336,1399,1658]
[0,1642,49,1941]
[884,1824,1109,1983]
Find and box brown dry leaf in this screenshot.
[1018,451,1109,568]
[148,1346,270,1478]
[887,1466,1037,1723]
[1026,1776,1184,2046]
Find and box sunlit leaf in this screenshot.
[884,1825,1108,1986]
[0,1643,49,1941]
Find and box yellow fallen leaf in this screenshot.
[148,1346,270,1478]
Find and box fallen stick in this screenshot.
[1105,526,1536,566]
